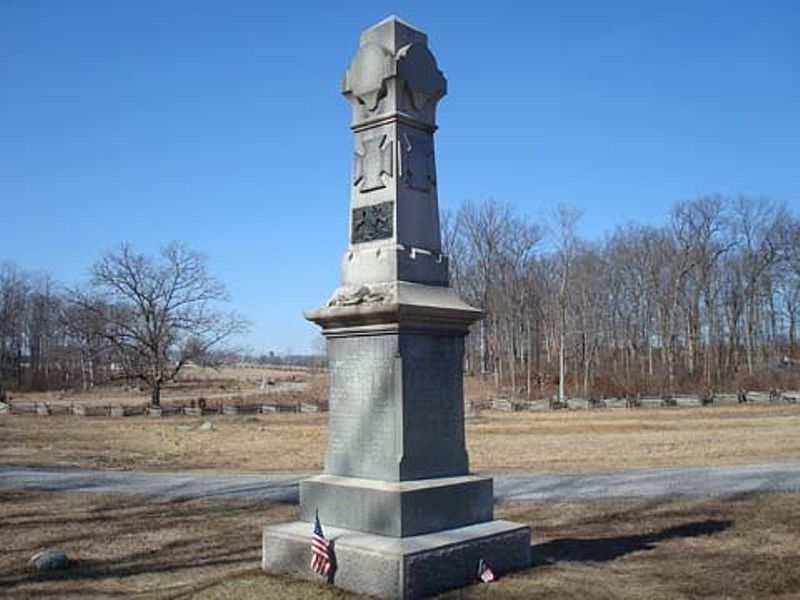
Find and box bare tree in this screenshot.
[0,263,28,388]
[552,203,582,403]
[62,297,114,390]
[71,242,248,406]
[457,200,511,379]
[441,194,798,399]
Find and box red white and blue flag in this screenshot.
[478,558,496,583]
[310,511,331,576]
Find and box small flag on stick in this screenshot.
[477,558,496,583]
[310,510,331,576]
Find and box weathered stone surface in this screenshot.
[264,16,530,597]
[322,332,468,482]
[675,394,701,407]
[308,281,480,332]
[784,391,800,403]
[300,474,492,537]
[524,399,550,411]
[263,520,531,599]
[338,15,449,289]
[29,549,70,571]
[490,398,515,412]
[567,398,590,410]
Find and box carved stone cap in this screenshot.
[342,16,447,128]
[360,15,427,53]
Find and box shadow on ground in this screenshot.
[0,492,291,598]
[531,518,732,565]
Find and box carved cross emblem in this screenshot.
[353,135,393,192]
[399,133,435,192]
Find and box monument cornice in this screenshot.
[305,281,483,336]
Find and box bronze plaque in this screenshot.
[351,201,393,244]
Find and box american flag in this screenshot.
[477,558,496,583]
[310,511,331,576]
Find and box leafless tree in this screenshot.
[3,195,796,400]
[70,242,248,406]
[443,194,797,399]
[552,203,582,402]
[0,262,29,387]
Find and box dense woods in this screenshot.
[445,195,800,398]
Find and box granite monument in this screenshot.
[262,16,531,598]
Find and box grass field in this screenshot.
[5,365,322,407]
[1,404,798,473]
[3,367,799,598]
[1,490,798,598]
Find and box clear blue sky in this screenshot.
[2,0,798,353]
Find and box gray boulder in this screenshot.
[29,549,70,571]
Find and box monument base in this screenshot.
[262,519,531,599]
[300,473,493,537]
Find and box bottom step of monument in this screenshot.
[262,519,531,599]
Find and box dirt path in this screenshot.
[2,462,799,503]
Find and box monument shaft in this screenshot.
[341,17,447,287]
[307,15,481,487]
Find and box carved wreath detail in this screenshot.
[328,285,390,307]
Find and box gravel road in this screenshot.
[2,463,799,503]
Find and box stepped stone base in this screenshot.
[300,474,492,537]
[262,519,531,599]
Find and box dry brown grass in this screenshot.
[464,493,800,599]
[1,490,798,598]
[0,413,329,473]
[1,404,798,474]
[10,365,326,408]
[0,490,357,599]
[466,404,800,472]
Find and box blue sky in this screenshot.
[1,0,798,353]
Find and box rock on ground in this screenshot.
[30,549,70,571]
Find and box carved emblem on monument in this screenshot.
[397,43,446,112]
[328,284,392,307]
[354,135,393,192]
[343,42,390,111]
[351,201,393,244]
[399,133,435,191]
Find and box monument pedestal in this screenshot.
[263,520,531,599]
[300,474,493,537]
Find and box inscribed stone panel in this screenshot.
[326,335,401,479]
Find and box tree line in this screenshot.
[0,242,246,405]
[3,196,798,403]
[444,195,800,398]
